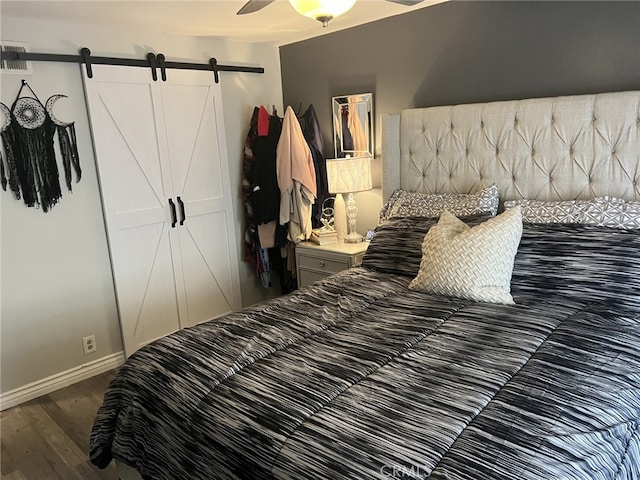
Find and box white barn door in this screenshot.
[83,65,241,356]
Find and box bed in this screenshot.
[90,90,640,480]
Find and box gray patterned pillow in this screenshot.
[378,189,405,224]
[409,206,523,304]
[581,196,640,229]
[504,199,590,224]
[380,185,499,223]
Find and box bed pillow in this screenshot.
[379,184,499,223]
[504,198,590,224]
[377,189,405,224]
[408,207,523,304]
[511,223,640,313]
[362,214,492,278]
[580,196,640,229]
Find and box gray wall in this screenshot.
[279,1,640,230]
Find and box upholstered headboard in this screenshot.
[381,91,640,203]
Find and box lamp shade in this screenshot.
[326,157,372,194]
[289,0,356,26]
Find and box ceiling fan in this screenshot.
[237,0,424,27]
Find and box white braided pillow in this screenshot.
[409,206,523,304]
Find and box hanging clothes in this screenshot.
[0,81,81,212]
[241,106,271,288]
[299,104,329,229]
[257,105,270,136]
[340,104,354,152]
[348,99,369,152]
[252,106,282,248]
[276,106,316,243]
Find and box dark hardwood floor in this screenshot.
[1,370,119,480]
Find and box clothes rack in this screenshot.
[0,47,264,83]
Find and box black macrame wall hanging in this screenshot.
[0,80,81,212]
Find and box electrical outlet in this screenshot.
[83,335,97,355]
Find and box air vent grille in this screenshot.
[1,41,33,74]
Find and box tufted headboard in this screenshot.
[381,91,640,203]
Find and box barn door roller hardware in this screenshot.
[0,47,264,83]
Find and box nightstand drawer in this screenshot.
[295,240,369,289]
[297,254,349,273]
[299,269,330,286]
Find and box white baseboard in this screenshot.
[0,351,125,411]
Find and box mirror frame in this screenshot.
[332,93,373,159]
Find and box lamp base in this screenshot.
[344,192,362,243]
[333,193,347,241]
[344,232,363,243]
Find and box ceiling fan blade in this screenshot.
[237,0,276,15]
[385,0,424,5]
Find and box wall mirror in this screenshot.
[332,93,373,159]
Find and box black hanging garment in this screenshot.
[0,81,81,212]
[242,106,271,288]
[337,103,354,157]
[242,107,259,265]
[252,107,282,229]
[299,104,329,229]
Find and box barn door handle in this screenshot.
[177,196,186,225]
[168,198,177,228]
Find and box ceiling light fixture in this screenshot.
[288,0,357,27]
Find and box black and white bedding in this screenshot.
[91,90,640,479]
[90,219,640,480]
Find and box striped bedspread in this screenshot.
[90,266,640,480]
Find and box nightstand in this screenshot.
[295,241,369,288]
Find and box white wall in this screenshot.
[0,15,283,395]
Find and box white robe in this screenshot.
[276,106,317,242]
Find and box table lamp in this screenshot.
[326,156,372,243]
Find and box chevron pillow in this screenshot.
[409,206,523,304]
[503,198,590,224]
[379,185,499,224]
[580,196,640,229]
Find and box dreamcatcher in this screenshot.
[0,80,81,212]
